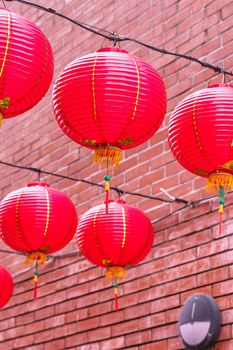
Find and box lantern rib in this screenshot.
[7,0,233,77]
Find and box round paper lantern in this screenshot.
[0,183,78,297]
[53,47,166,166]
[168,83,233,229]
[0,265,13,308]
[77,199,154,309]
[0,8,54,122]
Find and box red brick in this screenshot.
[125,330,151,347]
[88,326,111,342]
[44,338,66,350]
[197,266,229,286]
[207,0,232,16]
[197,237,229,258]
[213,280,233,297]
[218,325,231,341]
[152,323,177,341]
[100,336,125,350]
[167,336,184,350]
[215,340,233,350]
[151,295,180,313]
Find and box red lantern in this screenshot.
[0,183,78,297]
[77,199,154,310]
[53,47,166,166]
[168,83,233,230]
[0,264,13,308]
[0,8,54,122]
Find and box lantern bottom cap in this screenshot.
[24,252,47,265]
[206,172,233,193]
[94,146,122,166]
[105,266,126,279]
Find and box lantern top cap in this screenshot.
[208,83,233,88]
[96,47,128,54]
[27,182,50,188]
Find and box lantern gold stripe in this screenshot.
[43,189,50,237]
[192,93,202,150]
[0,11,11,78]
[121,207,126,248]
[92,56,97,120]
[131,56,140,120]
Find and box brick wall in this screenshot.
[0,0,232,349]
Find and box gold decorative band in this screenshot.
[206,172,233,193]
[105,266,126,279]
[24,252,47,265]
[94,146,122,166]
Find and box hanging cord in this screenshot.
[5,0,233,77]
[113,277,119,311]
[33,260,39,298]
[223,72,231,84]
[218,187,225,235]
[104,159,110,214]
[24,252,47,297]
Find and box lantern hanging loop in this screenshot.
[222,72,231,84]
[108,33,123,47]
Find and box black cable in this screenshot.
[125,37,230,75]
[152,204,190,225]
[0,248,23,255]
[0,160,180,204]
[6,0,114,40]
[6,0,233,77]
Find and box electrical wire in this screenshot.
[5,0,116,39]
[152,203,190,224]
[0,159,184,204]
[5,0,233,77]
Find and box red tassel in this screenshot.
[219,203,224,235]
[105,190,109,214]
[33,264,39,299]
[115,293,118,311]
[114,281,119,311]
[219,212,222,235]
[34,280,37,299]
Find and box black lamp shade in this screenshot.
[178,293,221,349]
